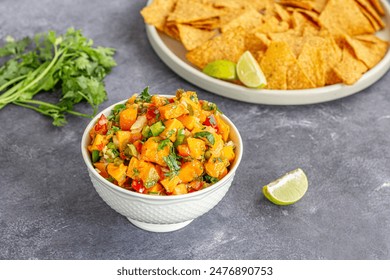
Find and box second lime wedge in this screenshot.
[262,168,308,206]
[203,60,237,81]
[236,51,267,88]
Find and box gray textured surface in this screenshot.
[1,0,390,260]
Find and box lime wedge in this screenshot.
[203,60,237,81]
[236,51,267,88]
[262,168,308,205]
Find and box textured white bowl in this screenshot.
[81,98,243,232]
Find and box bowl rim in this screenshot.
[81,95,243,201]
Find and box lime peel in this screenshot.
[202,60,237,81]
[262,168,308,206]
[236,51,267,88]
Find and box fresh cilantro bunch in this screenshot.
[0,28,116,126]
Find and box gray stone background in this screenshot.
[0,0,389,259]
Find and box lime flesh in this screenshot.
[263,168,308,205]
[203,60,237,81]
[236,51,267,88]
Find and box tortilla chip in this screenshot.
[140,0,177,31]
[291,10,320,35]
[268,31,306,56]
[185,17,220,29]
[287,62,316,89]
[186,27,246,69]
[312,0,328,13]
[274,3,292,24]
[259,41,298,89]
[333,46,368,85]
[298,41,326,87]
[344,34,388,68]
[209,0,242,9]
[355,0,385,30]
[245,32,270,55]
[322,36,344,85]
[279,0,313,11]
[319,0,375,36]
[177,24,217,50]
[167,0,222,24]
[241,0,274,11]
[369,0,385,16]
[221,7,263,33]
[255,16,290,34]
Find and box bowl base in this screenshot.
[127,218,194,232]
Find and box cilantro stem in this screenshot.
[15,99,93,118]
[0,74,28,92]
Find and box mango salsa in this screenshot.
[88,88,236,195]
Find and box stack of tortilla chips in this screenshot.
[141,0,388,90]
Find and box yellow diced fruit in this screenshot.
[141,137,170,166]
[215,113,230,142]
[180,96,202,118]
[172,184,188,195]
[199,109,212,123]
[89,134,107,151]
[127,94,137,105]
[120,105,138,131]
[161,176,181,193]
[187,137,206,160]
[151,95,169,107]
[116,131,131,152]
[107,163,128,186]
[177,115,197,130]
[208,133,224,157]
[147,183,164,194]
[178,160,204,183]
[138,161,161,187]
[204,157,228,179]
[126,157,140,179]
[158,102,188,119]
[221,145,235,162]
[160,118,184,142]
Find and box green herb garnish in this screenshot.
[0,28,116,126]
[194,131,215,145]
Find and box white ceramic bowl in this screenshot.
[81,98,243,232]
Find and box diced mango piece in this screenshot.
[209,133,224,157]
[127,94,137,105]
[187,137,206,160]
[215,113,230,142]
[178,160,204,183]
[199,108,212,123]
[180,96,202,117]
[126,157,140,179]
[160,118,184,142]
[94,162,109,178]
[89,134,108,151]
[151,95,169,107]
[177,115,197,130]
[116,131,131,152]
[172,183,188,195]
[161,176,181,193]
[158,102,188,119]
[107,163,128,186]
[221,145,235,162]
[138,161,161,188]
[147,183,164,194]
[204,157,228,179]
[120,105,138,131]
[141,137,170,166]
[177,144,190,157]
